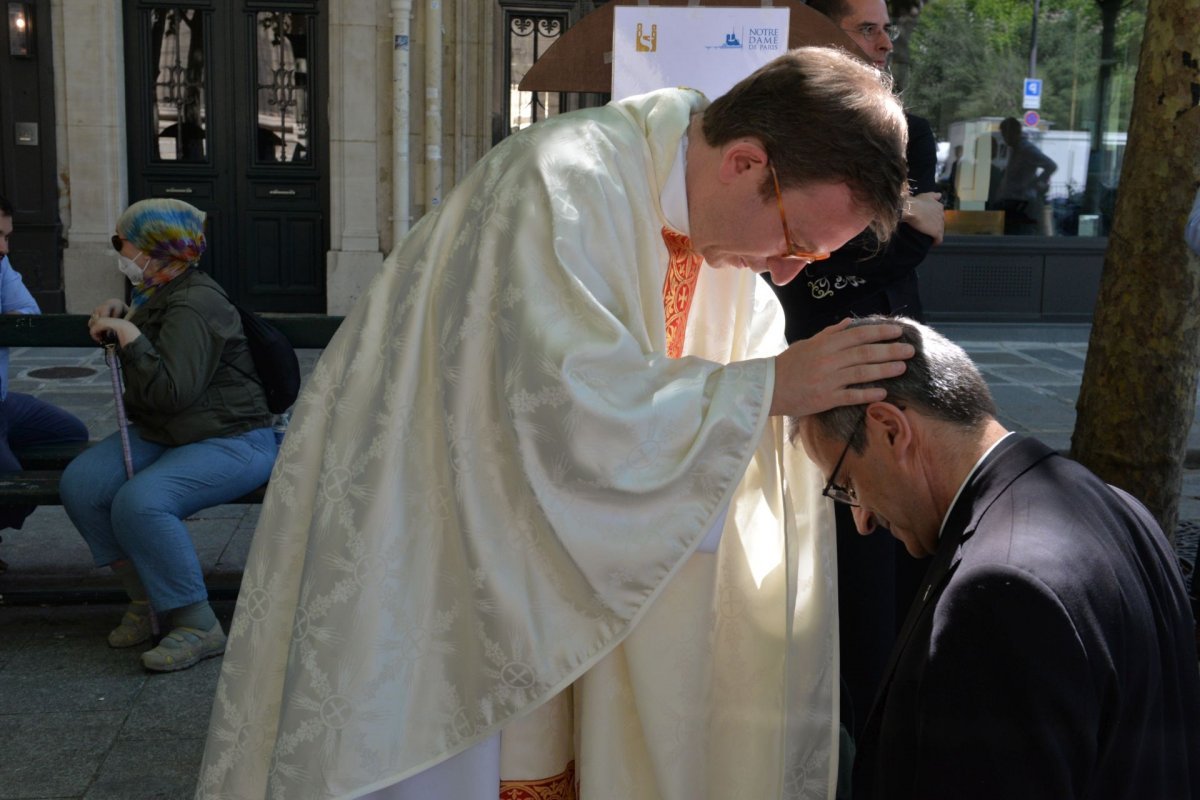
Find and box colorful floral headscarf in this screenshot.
[116,198,207,310]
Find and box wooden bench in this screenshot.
[0,313,344,507]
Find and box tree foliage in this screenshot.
[891,0,1199,537]
[896,0,1146,140]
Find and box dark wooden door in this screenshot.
[0,0,63,310]
[123,1,327,311]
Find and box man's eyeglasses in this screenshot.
[821,410,867,507]
[844,22,901,42]
[111,234,124,253]
[769,164,830,263]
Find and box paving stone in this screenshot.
[0,604,113,637]
[936,322,1093,345]
[988,384,1077,428]
[0,507,97,584]
[1018,347,1087,370]
[121,658,223,741]
[0,628,146,714]
[82,737,204,800]
[0,711,120,799]
[0,624,31,670]
[981,365,1078,385]
[187,517,244,569]
[211,510,260,577]
[964,351,1028,365]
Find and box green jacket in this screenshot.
[120,269,273,445]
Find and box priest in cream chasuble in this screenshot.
[197,46,911,800]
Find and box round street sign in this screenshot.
[1023,110,1040,127]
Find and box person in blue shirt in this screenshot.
[0,195,88,553]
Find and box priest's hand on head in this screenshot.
[768,318,913,418]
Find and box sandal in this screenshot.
[140,623,227,672]
[107,605,153,648]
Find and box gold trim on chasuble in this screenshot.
[661,227,703,359]
[499,760,577,800]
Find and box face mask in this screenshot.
[116,252,146,284]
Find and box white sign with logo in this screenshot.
[611,6,790,102]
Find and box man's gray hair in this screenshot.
[800,316,997,451]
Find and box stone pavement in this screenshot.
[0,322,1197,799]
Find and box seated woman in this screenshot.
[60,198,278,673]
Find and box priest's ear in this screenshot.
[717,139,769,184]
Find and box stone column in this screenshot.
[54,0,128,313]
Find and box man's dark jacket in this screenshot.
[853,435,1200,800]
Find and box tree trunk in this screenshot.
[1070,0,1200,541]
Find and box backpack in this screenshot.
[234,304,301,414]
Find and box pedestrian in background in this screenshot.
[996,116,1057,235]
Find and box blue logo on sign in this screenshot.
[706,27,783,50]
[707,29,743,49]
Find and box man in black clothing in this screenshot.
[779,0,943,340]
[779,0,945,754]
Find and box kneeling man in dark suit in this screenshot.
[793,316,1200,800]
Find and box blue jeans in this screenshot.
[60,425,277,612]
[0,391,89,530]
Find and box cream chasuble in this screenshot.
[196,88,838,800]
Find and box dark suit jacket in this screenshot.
[771,113,938,341]
[853,435,1200,800]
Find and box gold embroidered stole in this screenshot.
[661,227,703,359]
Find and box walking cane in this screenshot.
[103,341,134,479]
[104,338,157,633]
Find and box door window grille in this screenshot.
[254,11,312,164]
[149,7,208,162]
[505,11,564,134]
